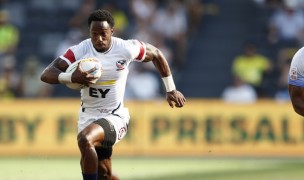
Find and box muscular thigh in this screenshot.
[78,123,105,147]
[78,110,129,144]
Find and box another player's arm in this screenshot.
[143,43,186,108]
[40,58,96,86]
[289,84,304,116]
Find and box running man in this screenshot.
[40,9,186,180]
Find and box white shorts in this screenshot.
[78,107,130,144]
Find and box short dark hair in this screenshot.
[88,9,115,28]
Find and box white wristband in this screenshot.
[162,75,176,92]
[58,72,72,84]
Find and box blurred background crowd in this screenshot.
[0,0,301,103]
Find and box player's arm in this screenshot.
[289,84,304,116]
[40,57,69,84]
[143,43,186,108]
[40,58,96,86]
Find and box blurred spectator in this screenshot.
[222,76,257,104]
[0,55,20,98]
[253,0,283,9]
[19,55,53,98]
[0,76,14,100]
[267,0,304,46]
[151,1,187,41]
[55,28,84,58]
[0,8,21,99]
[151,0,188,69]
[131,21,154,43]
[232,41,272,97]
[153,33,173,68]
[1,0,26,28]
[274,48,296,102]
[132,30,173,72]
[126,64,161,99]
[129,0,156,25]
[0,10,19,55]
[103,3,129,38]
[185,0,203,38]
[69,0,129,38]
[69,0,96,36]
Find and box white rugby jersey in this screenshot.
[60,37,146,113]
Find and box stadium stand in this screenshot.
[0,0,300,98]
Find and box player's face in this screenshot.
[89,21,113,52]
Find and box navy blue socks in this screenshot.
[82,173,97,180]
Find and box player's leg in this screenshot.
[96,152,119,180]
[94,119,118,180]
[98,159,120,180]
[111,172,119,180]
[77,123,105,179]
[95,144,120,180]
[94,115,128,180]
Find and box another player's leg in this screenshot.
[78,123,105,180]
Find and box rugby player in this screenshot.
[40,9,186,180]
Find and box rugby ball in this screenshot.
[65,58,102,90]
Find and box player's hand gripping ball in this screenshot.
[65,58,102,90]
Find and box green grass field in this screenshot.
[1,157,304,180]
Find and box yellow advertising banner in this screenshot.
[0,99,302,157]
[0,99,80,156]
